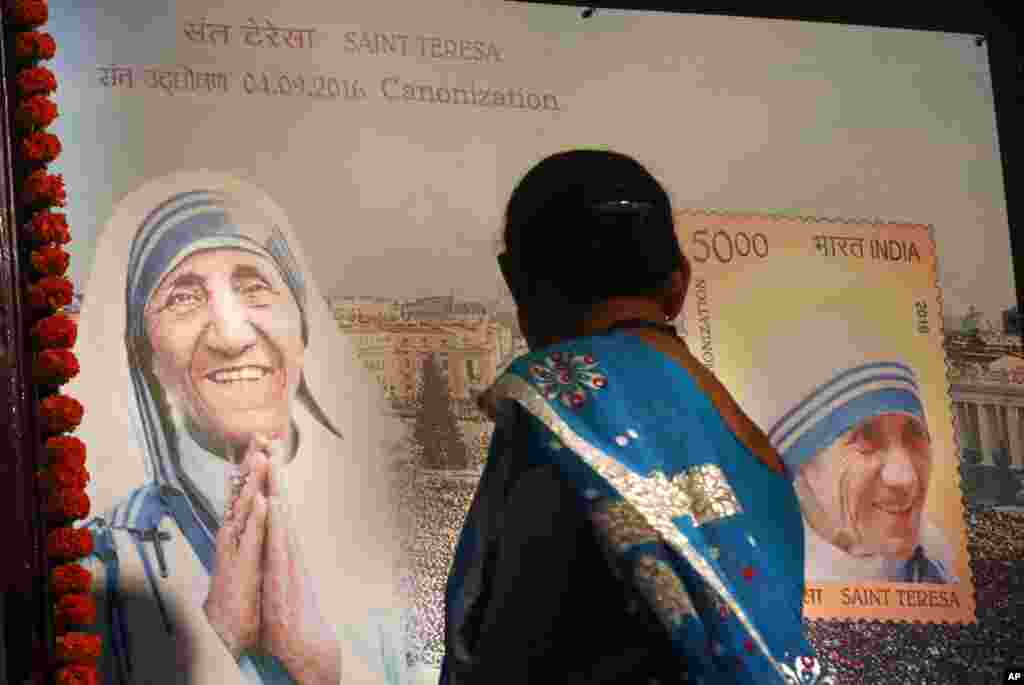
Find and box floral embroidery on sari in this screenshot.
[528,351,607,409]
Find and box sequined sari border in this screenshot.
[491,373,789,682]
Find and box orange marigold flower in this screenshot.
[39,394,84,434]
[14,31,57,62]
[25,211,71,246]
[46,527,94,562]
[27,276,73,313]
[55,593,98,630]
[56,664,98,685]
[15,65,57,97]
[9,0,49,28]
[50,563,93,596]
[44,435,86,468]
[55,632,102,662]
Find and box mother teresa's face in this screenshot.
[800,413,932,560]
[144,248,304,451]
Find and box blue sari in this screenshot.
[442,331,830,684]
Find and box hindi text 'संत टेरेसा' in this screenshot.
[184,18,314,49]
[183,19,506,64]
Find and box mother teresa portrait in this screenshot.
[750,317,957,585]
[72,172,428,685]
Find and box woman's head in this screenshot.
[127,190,311,453]
[500,150,688,346]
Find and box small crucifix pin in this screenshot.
[129,528,173,578]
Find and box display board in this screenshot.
[22,0,1021,682]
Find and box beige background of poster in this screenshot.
[54,0,1013,321]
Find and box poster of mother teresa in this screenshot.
[71,172,429,685]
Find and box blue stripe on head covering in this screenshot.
[772,371,920,451]
[767,361,926,472]
[768,362,919,443]
[774,385,926,472]
[125,190,308,346]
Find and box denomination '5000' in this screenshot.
[689,229,768,264]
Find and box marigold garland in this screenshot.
[45,487,91,522]
[31,244,70,276]
[27,275,73,312]
[49,563,93,596]
[14,64,57,97]
[21,130,62,163]
[32,313,77,348]
[34,348,80,386]
[54,594,98,630]
[56,664,99,685]
[44,435,87,468]
[25,210,71,246]
[13,30,57,62]
[39,394,84,435]
[46,528,94,562]
[38,463,90,492]
[22,168,66,208]
[55,633,102,663]
[8,0,49,27]
[9,3,99,680]
[14,93,58,131]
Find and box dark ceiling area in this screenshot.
[510,2,1019,36]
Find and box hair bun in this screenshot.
[504,150,682,304]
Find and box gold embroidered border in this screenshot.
[633,554,697,627]
[590,464,741,552]
[687,463,742,523]
[590,500,659,551]
[493,374,788,681]
[704,582,731,618]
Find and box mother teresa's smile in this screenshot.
[205,364,275,384]
[875,500,912,513]
[195,358,287,416]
